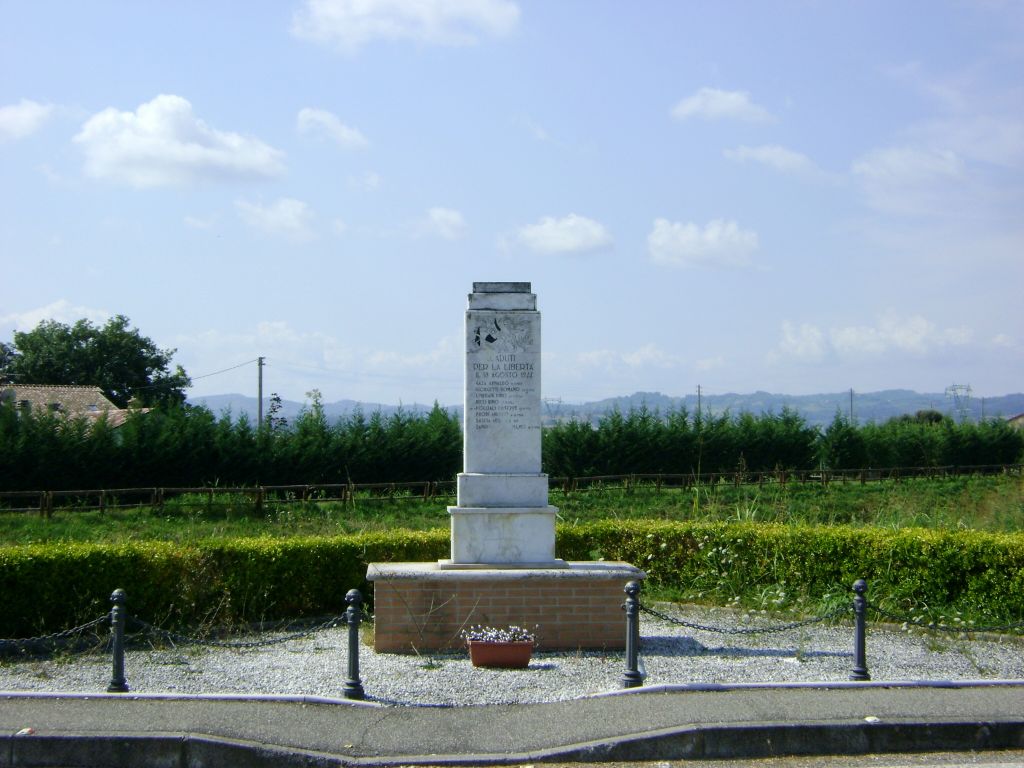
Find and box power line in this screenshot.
[188,359,260,383]
[269,360,459,387]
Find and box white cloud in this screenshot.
[695,356,725,372]
[830,313,971,356]
[671,88,772,122]
[179,321,464,403]
[778,321,827,362]
[909,116,1024,169]
[73,94,285,187]
[886,61,971,113]
[774,313,973,363]
[415,207,467,240]
[724,144,818,175]
[851,146,965,215]
[0,300,110,332]
[296,107,368,149]
[236,198,315,240]
[852,147,964,185]
[0,99,54,141]
[577,343,680,371]
[183,322,353,389]
[366,334,460,369]
[292,0,520,52]
[647,218,759,268]
[517,213,612,254]
[621,343,678,368]
[522,116,549,141]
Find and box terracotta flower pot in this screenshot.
[468,640,533,669]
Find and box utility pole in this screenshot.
[696,384,702,422]
[849,388,854,424]
[257,357,265,425]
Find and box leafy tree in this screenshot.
[8,315,190,407]
[0,341,15,384]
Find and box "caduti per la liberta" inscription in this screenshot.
[471,353,537,431]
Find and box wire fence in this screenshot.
[556,463,1021,494]
[0,588,367,700]
[620,578,1024,688]
[1,463,1019,515]
[128,615,349,650]
[2,578,1022,699]
[0,615,109,655]
[638,602,853,636]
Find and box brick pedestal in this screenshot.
[367,562,645,653]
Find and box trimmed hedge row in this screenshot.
[562,521,1024,625]
[0,532,448,638]
[2,523,1022,637]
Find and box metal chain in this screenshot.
[0,615,109,650]
[129,614,349,649]
[640,603,852,635]
[869,605,1024,635]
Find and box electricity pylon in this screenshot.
[945,384,972,423]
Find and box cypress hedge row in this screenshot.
[1,398,1021,492]
[2,523,1021,638]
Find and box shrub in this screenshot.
[0,531,448,637]
[2,523,1020,637]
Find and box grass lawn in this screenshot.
[0,473,1019,545]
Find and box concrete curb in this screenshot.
[4,720,1024,767]
[2,684,1024,767]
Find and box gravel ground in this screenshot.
[1,604,1021,707]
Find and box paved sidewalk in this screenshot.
[2,681,1024,767]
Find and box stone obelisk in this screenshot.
[445,282,562,566]
[366,281,644,652]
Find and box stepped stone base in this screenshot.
[447,506,558,564]
[366,561,645,653]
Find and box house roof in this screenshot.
[0,384,139,427]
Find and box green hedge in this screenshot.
[2,523,1021,637]
[0,532,448,637]
[560,521,1024,625]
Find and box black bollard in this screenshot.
[107,588,129,693]
[849,579,870,681]
[621,580,644,689]
[343,589,365,700]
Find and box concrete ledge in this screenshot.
[467,293,537,310]
[368,561,644,581]
[437,558,569,570]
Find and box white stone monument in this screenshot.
[366,281,643,652]
[445,282,563,566]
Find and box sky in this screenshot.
[2,0,1022,407]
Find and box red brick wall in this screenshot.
[371,575,641,653]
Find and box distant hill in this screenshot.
[542,390,1024,427]
[191,394,442,425]
[190,390,1024,429]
